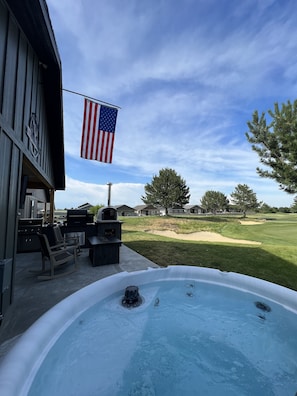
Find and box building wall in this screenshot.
[0,132,20,260]
[0,0,64,321]
[0,1,55,188]
[0,0,55,258]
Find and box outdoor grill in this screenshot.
[66,210,89,226]
[17,218,43,252]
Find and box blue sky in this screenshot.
[47,0,297,209]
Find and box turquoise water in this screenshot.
[29,280,297,395]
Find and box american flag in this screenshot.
[81,98,118,163]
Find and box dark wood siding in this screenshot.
[14,33,27,138]
[0,1,8,111]
[1,5,55,187]
[2,12,18,126]
[0,131,20,260]
[0,0,65,320]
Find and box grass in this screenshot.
[120,214,297,291]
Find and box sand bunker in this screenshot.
[148,230,261,245]
[239,221,265,225]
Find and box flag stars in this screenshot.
[99,106,118,132]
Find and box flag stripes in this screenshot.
[81,98,117,163]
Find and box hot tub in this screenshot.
[0,266,296,395]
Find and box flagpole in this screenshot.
[62,88,121,109]
[107,182,112,206]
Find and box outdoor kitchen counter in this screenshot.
[88,236,122,266]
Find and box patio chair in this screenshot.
[53,225,81,254]
[36,233,77,280]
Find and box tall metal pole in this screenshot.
[49,189,55,223]
[107,182,112,206]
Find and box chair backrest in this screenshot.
[37,233,50,258]
[53,226,63,245]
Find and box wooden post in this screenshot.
[49,189,55,224]
[43,201,47,223]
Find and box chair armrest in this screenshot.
[64,236,79,244]
[49,246,75,257]
[50,242,66,250]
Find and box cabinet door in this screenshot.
[17,235,40,252]
[0,258,12,320]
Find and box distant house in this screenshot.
[77,203,94,211]
[134,204,159,216]
[184,204,205,214]
[168,205,185,215]
[114,205,136,216]
[159,205,185,215]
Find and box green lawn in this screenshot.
[120,214,297,291]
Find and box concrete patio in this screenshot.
[0,245,159,360]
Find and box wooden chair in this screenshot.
[53,225,81,254]
[36,233,77,280]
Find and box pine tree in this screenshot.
[230,184,260,217]
[246,100,297,193]
[142,168,190,215]
[200,191,229,214]
[290,196,297,213]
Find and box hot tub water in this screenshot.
[0,267,296,396]
[27,279,297,396]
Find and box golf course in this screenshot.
[121,213,297,291]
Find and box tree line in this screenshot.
[142,168,262,217]
[142,99,297,216]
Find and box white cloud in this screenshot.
[47,0,297,209]
[55,176,145,209]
